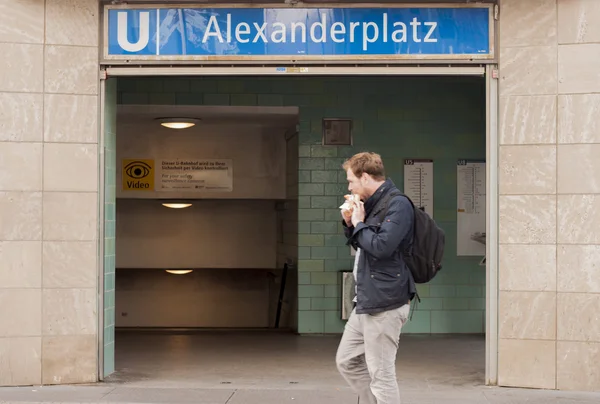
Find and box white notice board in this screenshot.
[403,159,434,218]
[159,159,233,192]
[457,159,486,256]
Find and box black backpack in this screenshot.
[376,190,445,284]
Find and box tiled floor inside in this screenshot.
[1,330,600,403]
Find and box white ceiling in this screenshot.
[117,105,299,126]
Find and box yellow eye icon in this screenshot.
[124,161,151,179]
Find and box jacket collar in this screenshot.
[364,178,395,217]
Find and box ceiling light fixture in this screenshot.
[162,203,192,209]
[165,269,193,275]
[156,117,200,129]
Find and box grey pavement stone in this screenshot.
[102,387,235,403]
[0,386,114,402]
[227,389,358,404]
[2,385,600,404]
[483,387,600,404]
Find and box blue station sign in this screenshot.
[103,5,494,62]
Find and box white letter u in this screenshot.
[117,11,150,52]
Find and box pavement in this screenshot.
[2,383,600,404]
[1,332,600,403]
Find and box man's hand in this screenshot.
[351,201,365,227]
[340,205,352,227]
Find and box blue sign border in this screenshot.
[102,4,495,63]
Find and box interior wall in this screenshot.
[116,199,277,269]
[117,76,486,334]
[114,115,296,328]
[115,268,271,328]
[116,121,287,200]
[115,122,289,269]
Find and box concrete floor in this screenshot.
[2,330,600,403]
[107,329,485,389]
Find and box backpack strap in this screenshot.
[375,190,418,256]
[375,190,411,224]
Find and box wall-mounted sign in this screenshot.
[160,159,233,192]
[456,159,486,257]
[121,158,233,192]
[103,5,494,62]
[403,159,434,218]
[122,159,155,191]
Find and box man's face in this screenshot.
[346,168,366,200]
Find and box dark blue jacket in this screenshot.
[343,179,416,314]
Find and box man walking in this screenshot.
[336,152,416,404]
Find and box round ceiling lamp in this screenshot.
[156,117,200,129]
[166,269,193,275]
[161,202,192,209]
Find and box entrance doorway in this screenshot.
[98,69,498,387]
[114,103,299,330]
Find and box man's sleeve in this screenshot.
[342,220,353,239]
[342,220,359,250]
[350,196,413,259]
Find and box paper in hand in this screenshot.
[339,194,360,217]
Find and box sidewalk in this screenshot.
[1,383,600,404]
[2,333,599,403]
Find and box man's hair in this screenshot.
[342,152,386,181]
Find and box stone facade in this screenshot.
[498,0,600,392]
[0,0,599,392]
[0,0,99,386]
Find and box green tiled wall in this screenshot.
[117,75,485,335]
[103,78,117,376]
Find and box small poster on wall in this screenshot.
[322,118,352,146]
[159,159,233,192]
[456,159,486,256]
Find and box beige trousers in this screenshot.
[336,304,410,404]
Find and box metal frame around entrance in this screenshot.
[97,64,499,386]
[98,78,106,381]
